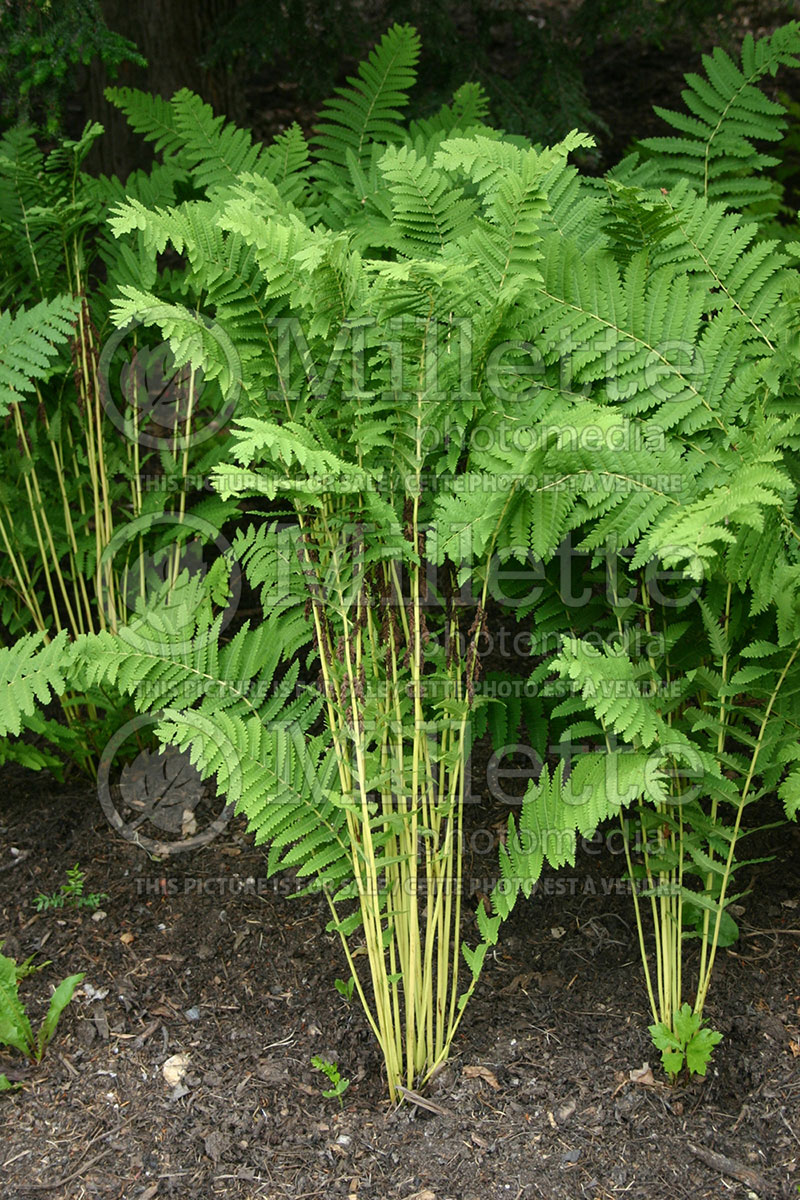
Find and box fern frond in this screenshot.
[313,23,421,179]
[107,87,311,203]
[653,181,789,352]
[168,89,286,195]
[0,295,78,415]
[0,631,70,738]
[551,637,667,749]
[378,143,476,255]
[639,22,800,210]
[105,87,181,158]
[633,459,791,578]
[406,82,491,142]
[779,767,800,820]
[433,133,591,321]
[109,283,242,397]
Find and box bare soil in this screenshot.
[0,755,798,1200]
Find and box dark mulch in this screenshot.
[0,753,798,1200]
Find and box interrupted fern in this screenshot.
[636,22,800,211]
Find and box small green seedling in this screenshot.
[334,977,354,1002]
[0,943,84,1088]
[649,1003,723,1079]
[311,1055,350,1105]
[34,863,108,912]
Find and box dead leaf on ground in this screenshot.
[788,1039,800,1058]
[203,1130,229,1163]
[463,1064,499,1089]
[405,1192,436,1200]
[162,1052,190,1087]
[498,972,532,995]
[629,1063,655,1086]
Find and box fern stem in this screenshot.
[169,360,197,593]
[620,812,659,1024]
[12,406,70,634]
[0,507,47,632]
[697,582,731,993]
[695,636,800,1016]
[42,401,95,635]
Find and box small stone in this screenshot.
[162,1053,190,1087]
[91,910,107,923]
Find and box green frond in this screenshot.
[652,182,789,351]
[89,160,187,212]
[433,131,525,195]
[633,459,791,578]
[107,87,297,198]
[601,180,676,267]
[779,767,800,820]
[552,637,667,749]
[476,746,654,942]
[0,295,78,415]
[109,283,242,400]
[434,134,595,313]
[0,123,100,305]
[406,82,491,142]
[505,761,578,888]
[231,522,314,641]
[0,631,70,738]
[69,584,359,888]
[253,123,312,205]
[540,159,605,251]
[639,22,800,210]
[313,23,421,179]
[105,87,181,158]
[378,143,476,255]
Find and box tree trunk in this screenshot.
[82,0,245,178]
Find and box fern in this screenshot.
[0,122,103,306]
[0,295,78,414]
[313,23,421,180]
[378,143,476,254]
[71,589,356,886]
[8,18,797,1097]
[0,632,70,738]
[106,87,312,205]
[637,22,800,211]
[406,81,491,142]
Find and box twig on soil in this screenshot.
[744,927,800,935]
[0,850,31,873]
[778,1107,800,1149]
[18,1148,112,1191]
[395,1084,454,1117]
[687,1141,769,1194]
